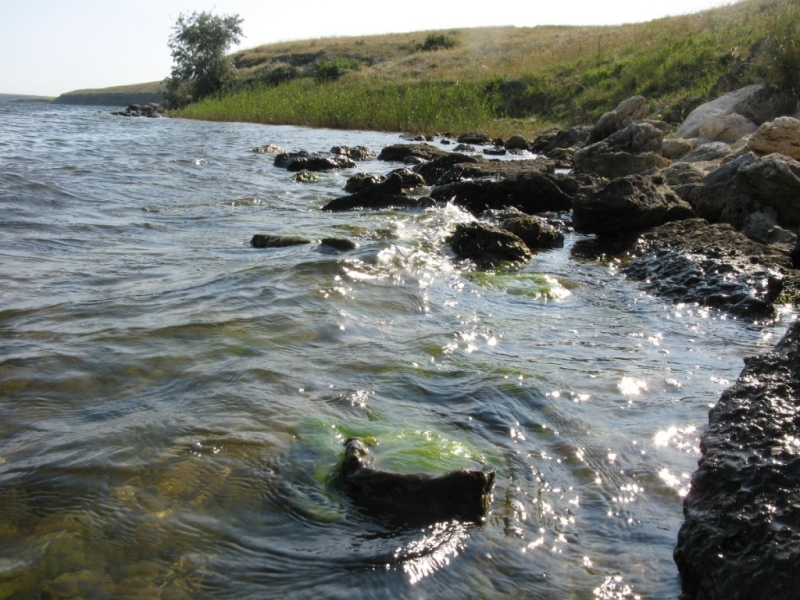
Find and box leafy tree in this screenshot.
[164,11,244,107]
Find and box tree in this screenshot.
[164,11,244,108]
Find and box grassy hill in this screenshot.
[103,0,798,137]
[54,81,164,106]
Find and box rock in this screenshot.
[674,320,800,599]
[698,112,758,143]
[661,138,695,160]
[676,141,732,164]
[676,84,793,141]
[574,122,669,178]
[457,132,491,145]
[741,211,797,245]
[430,172,574,216]
[330,145,376,161]
[746,117,800,161]
[322,168,429,212]
[498,214,565,250]
[432,156,557,184]
[274,151,356,172]
[448,222,533,264]
[624,218,792,319]
[483,146,507,156]
[413,153,481,186]
[251,234,312,248]
[344,172,386,193]
[335,438,495,526]
[504,135,530,151]
[320,237,357,251]
[290,170,319,183]
[378,143,449,162]
[533,126,592,154]
[573,174,693,235]
[587,96,649,144]
[453,143,477,153]
[251,143,284,154]
[690,152,800,230]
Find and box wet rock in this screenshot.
[320,237,357,252]
[741,211,797,245]
[330,145,377,161]
[251,234,312,248]
[624,219,792,319]
[290,170,319,183]
[276,152,357,172]
[573,174,693,235]
[344,172,386,193]
[377,143,449,163]
[574,122,669,178]
[504,135,530,151]
[457,132,491,145]
[674,319,800,599]
[497,213,565,250]
[335,438,495,526]
[413,153,481,186]
[448,222,533,265]
[453,143,477,153]
[587,96,649,144]
[483,146,507,156]
[430,170,575,216]
[250,143,284,154]
[746,116,800,161]
[531,126,592,154]
[322,169,429,212]
[433,155,558,185]
[112,103,164,118]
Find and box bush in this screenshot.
[421,34,458,52]
[315,56,365,82]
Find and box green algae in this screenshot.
[465,271,573,300]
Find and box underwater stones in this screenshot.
[674,320,800,600]
[448,222,533,265]
[290,169,319,183]
[335,438,495,526]
[320,237,357,252]
[573,174,693,235]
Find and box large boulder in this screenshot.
[573,173,693,235]
[674,320,800,599]
[531,125,593,154]
[746,117,800,161]
[676,84,796,141]
[413,152,482,185]
[697,112,758,143]
[689,152,800,230]
[448,222,533,265]
[498,214,564,250]
[574,122,669,178]
[378,143,449,163]
[587,96,649,144]
[274,151,356,172]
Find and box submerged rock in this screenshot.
[675,320,800,600]
[335,438,495,526]
[251,234,312,248]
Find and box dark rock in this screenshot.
[792,233,800,269]
[573,174,693,235]
[284,153,357,172]
[574,122,669,178]
[335,438,495,526]
[504,135,530,151]
[377,143,449,163]
[344,172,386,193]
[499,214,565,250]
[675,142,732,164]
[690,152,800,230]
[433,156,557,184]
[448,222,533,264]
[624,218,793,319]
[483,146,507,156]
[413,153,481,186]
[453,143,477,153]
[320,237,357,252]
[274,151,309,169]
[290,170,319,183]
[431,171,574,216]
[322,169,429,212]
[330,145,376,161]
[535,126,592,154]
[674,320,800,599]
[457,132,491,145]
[251,234,312,248]
[587,96,649,144]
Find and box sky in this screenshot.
[1,0,737,97]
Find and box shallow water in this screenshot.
[0,101,793,599]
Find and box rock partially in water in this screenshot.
[497,213,565,250]
[623,219,793,320]
[574,122,669,178]
[335,438,495,526]
[573,174,693,235]
[251,234,312,248]
[674,319,800,600]
[448,222,533,265]
[322,169,429,212]
[320,237,357,252]
[377,143,449,163]
[330,145,377,161]
[250,143,284,154]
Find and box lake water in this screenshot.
[0,101,793,599]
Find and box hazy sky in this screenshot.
[1,0,736,96]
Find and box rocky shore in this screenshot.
[251,82,800,596]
